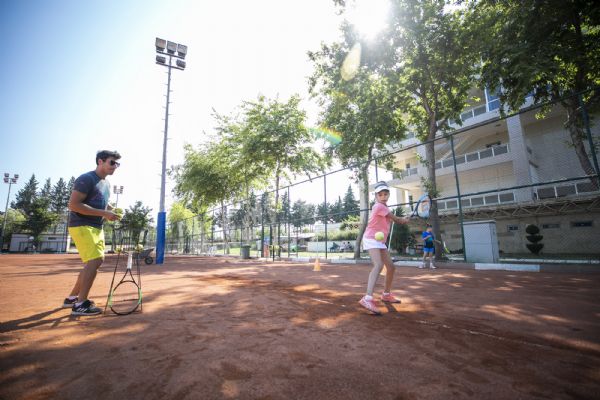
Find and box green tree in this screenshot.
[168,201,194,238]
[235,95,329,251]
[379,0,479,260]
[473,0,600,187]
[21,197,58,250]
[40,178,52,202]
[50,178,70,214]
[330,196,344,223]
[309,56,406,257]
[172,141,250,254]
[290,200,315,228]
[316,201,331,223]
[12,174,38,215]
[120,201,154,245]
[67,176,75,194]
[0,209,26,249]
[168,201,195,253]
[342,185,359,218]
[388,207,414,254]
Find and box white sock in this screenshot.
[383,292,390,296]
[68,295,77,300]
[364,295,373,301]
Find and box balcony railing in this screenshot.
[438,191,516,211]
[435,143,510,170]
[394,167,419,180]
[534,181,598,200]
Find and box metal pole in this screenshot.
[450,135,467,261]
[324,174,328,259]
[156,55,173,265]
[1,180,13,251]
[287,186,291,258]
[260,197,265,258]
[579,94,600,175]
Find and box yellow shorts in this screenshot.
[69,226,105,263]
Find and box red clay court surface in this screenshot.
[1,254,599,400]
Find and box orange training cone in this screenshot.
[313,257,322,272]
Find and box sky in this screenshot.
[0,0,393,217]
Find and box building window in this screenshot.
[507,225,519,231]
[572,221,593,228]
[541,223,560,229]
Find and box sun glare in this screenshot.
[346,0,390,40]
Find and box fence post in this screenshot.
[579,94,600,176]
[260,196,265,258]
[287,186,291,258]
[450,134,467,262]
[324,174,328,259]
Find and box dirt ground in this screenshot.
[1,254,599,400]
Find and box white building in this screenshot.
[386,88,600,255]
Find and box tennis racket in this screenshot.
[108,251,142,315]
[434,239,450,255]
[410,193,432,219]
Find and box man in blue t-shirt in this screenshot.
[63,150,122,316]
[420,224,436,269]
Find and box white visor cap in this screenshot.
[374,181,390,193]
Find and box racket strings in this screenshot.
[110,281,141,315]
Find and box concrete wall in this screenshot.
[438,212,600,255]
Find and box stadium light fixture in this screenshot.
[154,38,188,264]
[166,41,177,54]
[1,173,19,252]
[155,37,166,52]
[177,44,187,58]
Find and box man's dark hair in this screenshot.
[96,150,121,165]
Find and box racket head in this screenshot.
[414,193,432,219]
[109,281,141,315]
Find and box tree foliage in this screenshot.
[472,0,600,186]
[120,201,154,245]
[50,178,70,214]
[310,0,477,258]
[12,174,38,216]
[21,197,58,248]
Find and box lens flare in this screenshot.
[341,42,361,81]
[309,127,343,146]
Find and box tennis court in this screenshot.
[1,254,599,399]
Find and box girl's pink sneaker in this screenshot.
[381,293,401,303]
[359,296,381,314]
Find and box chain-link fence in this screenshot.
[164,91,600,262]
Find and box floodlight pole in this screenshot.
[155,38,187,264]
[1,174,19,252]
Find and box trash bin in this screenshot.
[241,245,251,259]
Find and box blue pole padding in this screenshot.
[156,211,166,264]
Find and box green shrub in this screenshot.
[313,229,359,241]
[525,224,544,255]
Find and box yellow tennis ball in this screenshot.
[374,232,385,241]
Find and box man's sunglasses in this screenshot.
[107,160,120,167]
